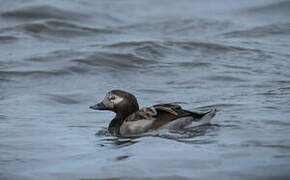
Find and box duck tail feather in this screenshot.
[199,109,217,125]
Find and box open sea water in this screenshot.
[1,0,290,179]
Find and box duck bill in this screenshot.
[90,102,108,110]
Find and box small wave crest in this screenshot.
[223,23,290,38]
[1,5,87,21]
[72,52,156,69]
[104,41,171,59]
[241,1,290,16]
[0,20,118,39]
[96,124,218,147]
[104,40,260,62]
[0,35,18,42]
[119,18,232,35]
[165,41,257,53]
[206,75,248,82]
[45,94,81,105]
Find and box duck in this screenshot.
[90,89,216,137]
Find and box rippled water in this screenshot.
[1,0,290,179]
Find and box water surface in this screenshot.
[1,0,290,179]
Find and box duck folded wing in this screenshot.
[153,103,182,116]
[153,102,206,119]
[152,103,213,129]
[120,103,183,135]
[125,107,157,121]
[120,103,212,135]
[124,103,181,121]
[125,103,204,122]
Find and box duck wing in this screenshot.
[150,103,210,129]
[124,103,182,122]
[120,103,215,136]
[125,103,209,126]
[153,102,208,118]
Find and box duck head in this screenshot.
[90,90,139,118]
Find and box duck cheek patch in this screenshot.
[112,96,123,104]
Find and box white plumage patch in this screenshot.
[111,95,123,104]
[102,92,124,109]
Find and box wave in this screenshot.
[0,4,124,28]
[195,103,245,110]
[72,52,156,69]
[0,50,157,80]
[205,75,248,82]
[104,41,172,59]
[241,1,290,16]
[0,35,18,42]
[0,115,8,120]
[118,18,232,34]
[0,66,101,79]
[104,41,167,50]
[104,40,263,60]
[0,77,11,82]
[0,20,118,39]
[164,41,262,53]
[0,70,68,77]
[0,5,87,21]
[222,23,290,38]
[0,37,268,82]
[170,62,211,68]
[45,94,81,105]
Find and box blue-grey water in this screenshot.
[1,0,290,179]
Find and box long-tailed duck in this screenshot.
[90,90,216,137]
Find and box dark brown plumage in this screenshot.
[90,90,216,136]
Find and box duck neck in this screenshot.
[108,117,123,135]
[108,110,137,135]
